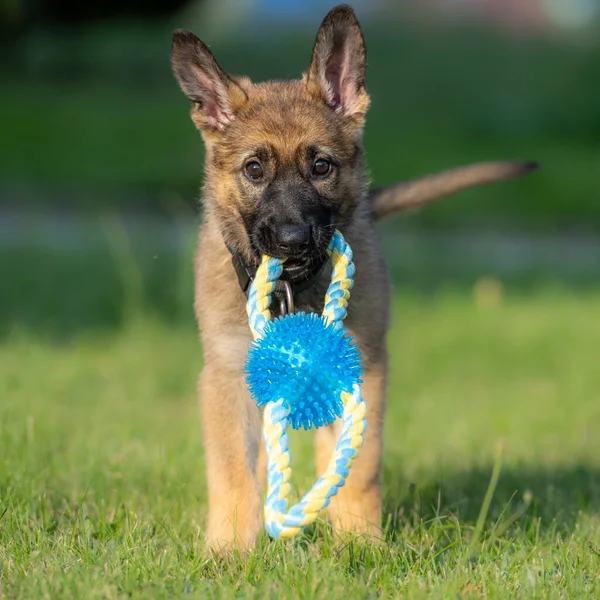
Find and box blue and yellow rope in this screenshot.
[246,230,367,539]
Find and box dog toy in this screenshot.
[244,230,367,539]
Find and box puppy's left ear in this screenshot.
[306,4,370,124]
[171,29,248,133]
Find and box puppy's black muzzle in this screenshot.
[254,221,330,284]
[251,183,335,284]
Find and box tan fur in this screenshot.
[171,5,537,554]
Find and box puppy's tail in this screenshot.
[370,160,539,221]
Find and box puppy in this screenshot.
[170,4,537,552]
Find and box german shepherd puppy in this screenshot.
[171,4,536,552]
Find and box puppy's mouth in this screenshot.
[250,224,335,286]
[282,255,311,270]
[280,253,326,285]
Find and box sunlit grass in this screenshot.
[2,286,599,598]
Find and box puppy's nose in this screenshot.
[276,224,310,255]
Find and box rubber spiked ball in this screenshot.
[245,312,363,430]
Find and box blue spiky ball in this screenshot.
[245,312,363,430]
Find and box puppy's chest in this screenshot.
[291,274,330,315]
[293,294,324,315]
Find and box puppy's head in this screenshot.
[171,5,369,283]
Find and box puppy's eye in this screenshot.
[313,159,331,177]
[244,161,264,181]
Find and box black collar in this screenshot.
[229,250,257,296]
[225,242,327,314]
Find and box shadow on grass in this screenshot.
[382,460,600,538]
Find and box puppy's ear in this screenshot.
[171,29,248,132]
[306,5,370,123]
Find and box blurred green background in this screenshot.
[1,0,599,333]
[2,4,600,596]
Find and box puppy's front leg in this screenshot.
[200,362,263,553]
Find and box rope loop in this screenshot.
[245,230,367,538]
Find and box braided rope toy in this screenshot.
[244,230,367,539]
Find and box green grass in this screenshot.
[2,277,600,597]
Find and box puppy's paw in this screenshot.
[206,511,262,557]
[326,492,383,543]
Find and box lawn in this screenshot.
[2,258,599,597]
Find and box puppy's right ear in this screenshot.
[306,5,369,126]
[171,29,248,132]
